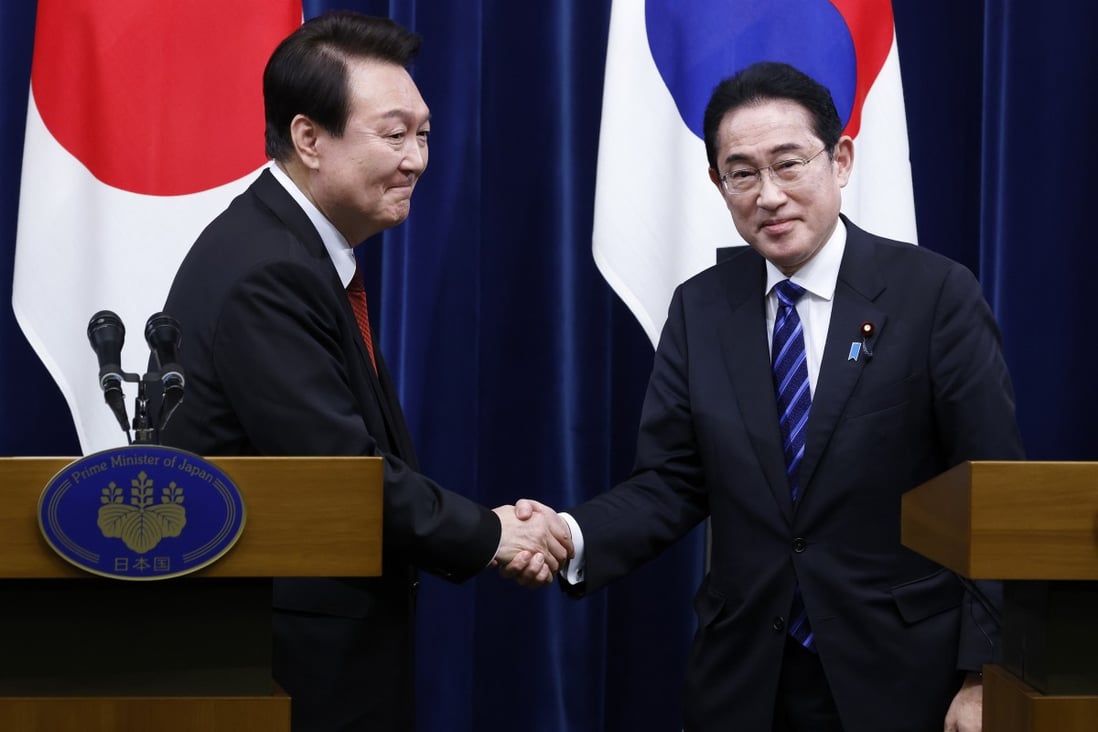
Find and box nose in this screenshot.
[401,137,428,175]
[755,169,787,208]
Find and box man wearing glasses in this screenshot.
[509,62,1023,731]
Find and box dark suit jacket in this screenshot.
[568,217,1023,732]
[160,169,500,732]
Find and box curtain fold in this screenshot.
[978,0,1098,460]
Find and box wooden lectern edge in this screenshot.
[0,692,292,732]
[0,455,383,580]
[901,461,975,577]
[983,664,1098,731]
[902,460,1098,581]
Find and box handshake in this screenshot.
[491,499,572,587]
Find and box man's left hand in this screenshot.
[944,672,983,732]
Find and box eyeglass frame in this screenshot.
[717,146,830,196]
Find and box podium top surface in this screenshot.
[901,461,1098,580]
[0,456,383,580]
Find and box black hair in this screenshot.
[702,61,843,170]
[263,12,422,161]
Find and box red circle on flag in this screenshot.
[31,0,300,196]
[830,0,894,139]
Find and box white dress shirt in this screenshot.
[268,162,356,287]
[561,220,849,585]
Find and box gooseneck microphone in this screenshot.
[145,312,185,432]
[87,310,131,434]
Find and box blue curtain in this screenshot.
[2,2,1095,731]
[977,0,1098,459]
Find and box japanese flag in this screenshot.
[14,0,301,452]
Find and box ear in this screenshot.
[708,166,724,194]
[832,135,854,187]
[289,114,321,170]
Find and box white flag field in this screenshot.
[593,0,917,345]
[13,0,300,453]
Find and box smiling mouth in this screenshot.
[761,218,795,233]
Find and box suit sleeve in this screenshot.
[567,285,710,594]
[929,261,1025,669]
[212,259,499,581]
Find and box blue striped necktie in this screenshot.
[772,279,814,650]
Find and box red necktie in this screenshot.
[346,267,377,372]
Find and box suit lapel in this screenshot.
[374,355,420,467]
[253,169,328,259]
[717,250,794,524]
[799,220,887,495]
[252,169,412,459]
[335,278,413,459]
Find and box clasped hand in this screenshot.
[492,499,572,587]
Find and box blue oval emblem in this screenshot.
[38,446,246,580]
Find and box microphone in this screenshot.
[144,312,185,431]
[87,310,130,434]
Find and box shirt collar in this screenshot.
[268,161,357,288]
[764,217,847,300]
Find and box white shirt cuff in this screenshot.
[559,512,586,585]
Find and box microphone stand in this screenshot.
[110,369,178,446]
[131,379,156,445]
[131,369,182,446]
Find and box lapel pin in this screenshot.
[859,321,875,359]
[850,322,877,362]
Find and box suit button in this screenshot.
[772,616,785,632]
[792,537,807,553]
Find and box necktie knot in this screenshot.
[774,279,806,308]
[347,273,365,296]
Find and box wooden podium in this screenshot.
[0,455,382,732]
[902,461,1098,731]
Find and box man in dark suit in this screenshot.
[159,12,570,732]
[511,62,1023,731]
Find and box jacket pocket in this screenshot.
[890,568,963,624]
[846,370,924,419]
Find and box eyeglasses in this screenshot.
[718,147,828,195]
